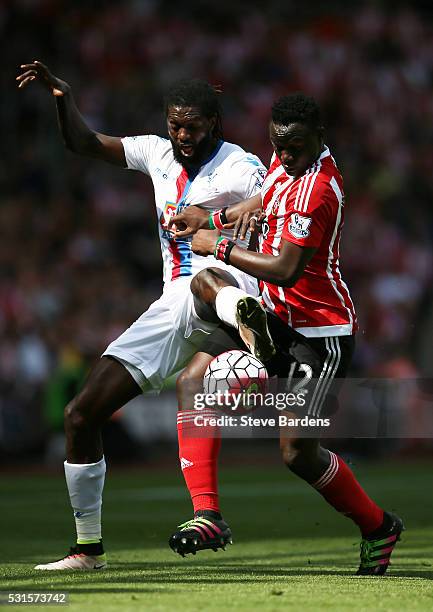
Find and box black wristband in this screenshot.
[223,240,235,264]
[220,207,228,225]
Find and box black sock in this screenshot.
[365,512,392,539]
[76,539,104,555]
[194,509,222,521]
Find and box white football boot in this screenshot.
[34,548,107,570]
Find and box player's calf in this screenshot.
[280,437,331,483]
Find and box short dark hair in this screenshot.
[271,93,322,130]
[164,78,223,139]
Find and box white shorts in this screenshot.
[103,268,258,394]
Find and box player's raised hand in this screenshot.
[16,61,69,96]
[191,229,220,256]
[169,206,210,238]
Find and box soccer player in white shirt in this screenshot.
[17,61,268,570]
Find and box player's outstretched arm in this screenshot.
[17,61,125,166]
[192,230,316,287]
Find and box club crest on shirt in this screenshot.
[271,196,280,215]
[160,202,176,229]
[160,201,191,242]
[288,213,312,239]
[207,169,217,183]
[160,201,177,239]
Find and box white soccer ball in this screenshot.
[203,349,269,411]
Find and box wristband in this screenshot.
[209,207,228,230]
[214,237,235,264]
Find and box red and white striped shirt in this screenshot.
[259,147,357,337]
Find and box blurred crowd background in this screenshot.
[1,0,433,462]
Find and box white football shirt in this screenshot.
[122,135,266,283]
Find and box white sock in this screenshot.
[64,457,106,544]
[214,286,252,329]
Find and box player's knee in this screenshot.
[280,437,322,475]
[190,268,214,298]
[176,361,210,410]
[280,438,316,469]
[280,440,302,468]
[191,268,238,302]
[64,394,92,432]
[176,368,194,397]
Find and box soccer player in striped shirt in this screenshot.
[169,93,404,575]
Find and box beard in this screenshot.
[170,131,216,171]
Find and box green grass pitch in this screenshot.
[1,459,433,611]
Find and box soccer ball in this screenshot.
[203,350,269,411]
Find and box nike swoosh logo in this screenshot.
[94,564,106,569]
